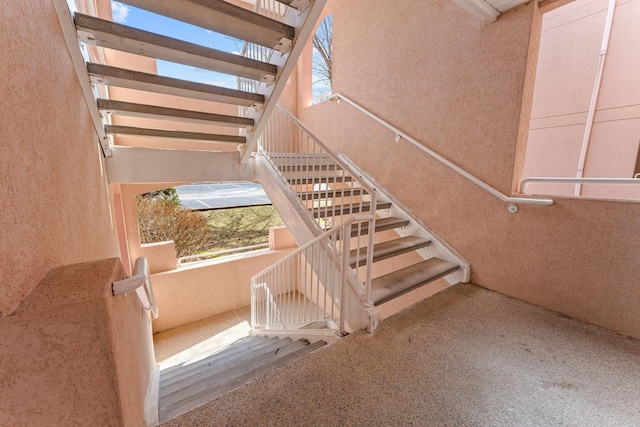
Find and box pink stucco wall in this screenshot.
[0,1,120,318]
[524,0,640,199]
[0,259,154,427]
[297,0,640,339]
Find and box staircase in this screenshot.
[158,335,326,422]
[252,105,470,335]
[53,0,326,161]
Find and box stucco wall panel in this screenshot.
[0,258,154,427]
[151,248,297,332]
[0,1,119,317]
[297,1,640,339]
[322,0,533,195]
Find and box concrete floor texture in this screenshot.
[161,284,640,426]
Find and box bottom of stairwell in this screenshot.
[153,306,329,423]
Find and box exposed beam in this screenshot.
[106,147,255,184]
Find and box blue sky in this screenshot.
[110,1,242,88]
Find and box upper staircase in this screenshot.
[252,105,470,336]
[53,0,326,161]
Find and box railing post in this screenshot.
[339,222,351,334]
[363,192,376,306]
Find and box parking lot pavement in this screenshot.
[175,182,271,210]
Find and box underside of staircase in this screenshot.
[54,0,327,162]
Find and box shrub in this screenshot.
[136,196,211,258]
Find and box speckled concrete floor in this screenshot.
[160,284,640,426]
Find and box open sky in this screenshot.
[110,0,241,88]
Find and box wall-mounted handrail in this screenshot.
[328,93,554,212]
[521,177,640,194]
[112,257,158,319]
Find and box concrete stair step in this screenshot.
[97,99,254,129]
[160,336,277,383]
[349,236,431,268]
[159,337,285,396]
[310,201,392,218]
[75,13,277,82]
[87,63,264,108]
[159,338,325,422]
[122,0,295,51]
[371,258,460,305]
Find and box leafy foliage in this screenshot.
[136,196,210,258]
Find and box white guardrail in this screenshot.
[251,215,372,334]
[112,257,158,319]
[328,93,555,213]
[520,177,640,194]
[259,104,378,305]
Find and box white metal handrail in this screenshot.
[259,103,378,303]
[177,243,270,266]
[520,177,640,194]
[251,215,372,333]
[328,93,554,212]
[112,257,158,319]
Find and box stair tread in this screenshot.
[340,217,410,239]
[349,236,431,268]
[371,258,460,305]
[87,63,264,107]
[160,338,287,396]
[310,201,392,218]
[160,336,276,382]
[159,339,325,422]
[75,13,277,81]
[105,125,246,144]
[97,99,254,128]
[123,0,295,51]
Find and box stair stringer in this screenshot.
[338,153,471,285]
[254,154,374,334]
[255,154,321,245]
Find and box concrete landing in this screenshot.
[161,284,640,426]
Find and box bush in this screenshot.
[206,206,284,250]
[136,196,211,258]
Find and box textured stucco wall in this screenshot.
[297,0,640,339]
[0,259,154,427]
[0,1,120,318]
[151,247,297,333]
